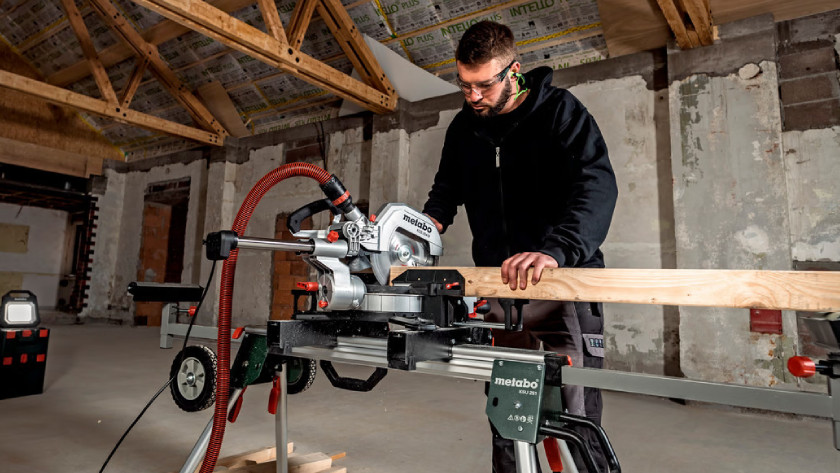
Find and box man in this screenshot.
[422,21,618,472]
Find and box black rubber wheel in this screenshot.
[286,357,317,395]
[169,345,217,412]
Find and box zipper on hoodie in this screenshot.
[495,145,512,259]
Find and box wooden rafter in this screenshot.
[47,0,255,87]
[120,58,148,109]
[655,0,715,49]
[287,0,319,49]
[59,0,118,104]
[256,0,287,43]
[316,0,394,96]
[131,0,397,114]
[0,69,222,146]
[87,0,228,138]
[683,0,714,46]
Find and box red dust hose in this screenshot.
[201,163,332,473]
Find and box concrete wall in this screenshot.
[83,10,840,390]
[0,203,69,308]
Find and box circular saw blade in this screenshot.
[371,229,437,285]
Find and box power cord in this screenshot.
[99,259,218,473]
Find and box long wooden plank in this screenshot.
[389,267,840,312]
[120,58,148,108]
[132,0,396,113]
[59,0,118,104]
[0,69,222,146]
[88,0,228,137]
[196,80,251,137]
[47,0,255,88]
[683,0,714,46]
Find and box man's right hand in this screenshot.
[425,214,443,232]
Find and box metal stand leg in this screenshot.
[514,441,539,473]
[275,368,289,473]
[179,388,243,473]
[558,439,579,473]
[830,377,839,450]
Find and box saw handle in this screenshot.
[287,198,340,234]
[499,299,527,331]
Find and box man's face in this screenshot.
[456,59,515,118]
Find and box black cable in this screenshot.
[99,259,218,473]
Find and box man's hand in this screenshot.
[425,214,443,232]
[501,252,558,290]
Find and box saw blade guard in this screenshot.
[365,203,443,285]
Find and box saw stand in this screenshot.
[160,304,840,473]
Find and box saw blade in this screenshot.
[371,228,437,285]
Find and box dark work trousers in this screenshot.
[484,299,606,473]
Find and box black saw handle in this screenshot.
[287,198,340,234]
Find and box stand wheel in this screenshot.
[170,345,217,412]
[286,357,317,395]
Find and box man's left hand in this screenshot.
[500,252,558,290]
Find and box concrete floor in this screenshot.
[1,324,838,473]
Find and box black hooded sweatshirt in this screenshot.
[423,66,618,268]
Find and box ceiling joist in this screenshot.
[131,0,397,114]
[59,0,118,104]
[0,68,222,146]
[655,0,715,50]
[287,0,319,49]
[119,58,149,109]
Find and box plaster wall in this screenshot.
[85,169,126,319]
[0,203,69,308]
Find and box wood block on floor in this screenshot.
[289,452,332,473]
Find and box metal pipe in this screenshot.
[237,236,314,253]
[179,388,243,473]
[275,369,289,473]
[513,441,539,473]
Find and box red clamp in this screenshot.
[232,326,245,339]
[445,282,460,290]
[543,438,564,472]
[268,376,282,414]
[327,231,339,243]
[369,214,377,222]
[468,299,488,319]
[318,300,329,309]
[228,387,247,423]
[296,281,319,291]
[188,306,198,317]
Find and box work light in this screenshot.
[1,290,40,328]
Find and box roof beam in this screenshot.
[287,0,319,49]
[0,69,222,146]
[316,0,394,96]
[120,57,148,109]
[131,0,397,114]
[59,0,118,104]
[256,0,288,43]
[655,0,696,49]
[682,0,714,46]
[47,0,255,87]
[88,0,228,138]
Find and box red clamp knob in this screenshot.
[268,376,282,414]
[369,214,377,222]
[188,306,197,317]
[445,282,460,290]
[296,281,319,291]
[228,386,246,423]
[788,356,816,378]
[327,231,339,243]
[232,326,245,339]
[318,300,329,309]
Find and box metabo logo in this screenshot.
[403,214,433,234]
[494,377,540,389]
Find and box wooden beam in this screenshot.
[655,0,696,49]
[132,0,397,114]
[316,0,394,95]
[390,267,840,313]
[0,69,222,146]
[257,0,288,44]
[120,58,148,109]
[59,0,118,104]
[287,0,319,50]
[0,136,104,178]
[196,80,251,138]
[47,0,255,88]
[682,0,714,46]
[87,0,228,137]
